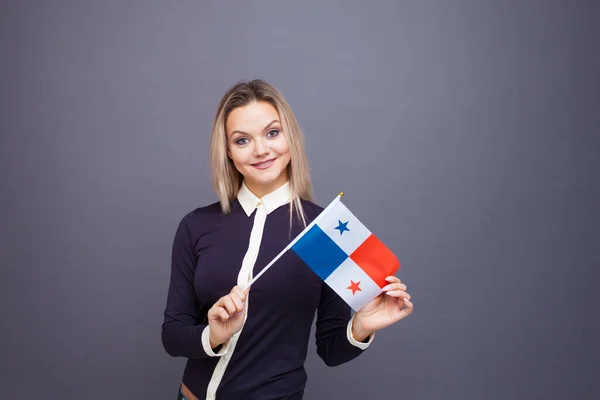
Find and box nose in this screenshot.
[253,138,269,158]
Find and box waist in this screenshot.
[180,383,198,400]
[182,366,307,400]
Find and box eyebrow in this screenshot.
[230,120,280,137]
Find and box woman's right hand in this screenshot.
[207,286,249,348]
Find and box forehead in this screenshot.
[225,101,280,133]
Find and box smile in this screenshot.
[252,158,276,170]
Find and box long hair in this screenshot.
[209,79,314,227]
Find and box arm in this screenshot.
[161,215,230,359]
[315,282,374,367]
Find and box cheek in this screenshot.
[229,147,251,165]
[273,138,290,156]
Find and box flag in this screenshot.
[290,195,400,312]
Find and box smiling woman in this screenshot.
[226,102,291,198]
[160,79,413,400]
[208,79,314,227]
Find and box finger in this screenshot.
[208,298,224,317]
[231,286,243,296]
[229,293,244,312]
[222,296,237,315]
[402,299,414,314]
[232,286,250,302]
[210,306,230,321]
[385,290,411,301]
[218,307,230,320]
[235,309,245,317]
[393,299,414,321]
[385,276,401,284]
[241,287,250,301]
[382,282,407,292]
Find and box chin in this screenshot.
[250,174,282,187]
[244,169,286,188]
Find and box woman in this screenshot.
[161,79,413,400]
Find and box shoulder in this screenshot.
[175,201,225,233]
[299,199,324,222]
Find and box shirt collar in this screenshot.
[237,181,292,217]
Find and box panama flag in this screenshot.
[246,193,401,311]
[290,196,400,311]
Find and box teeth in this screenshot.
[255,160,273,167]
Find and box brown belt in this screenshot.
[180,383,199,400]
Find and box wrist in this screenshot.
[209,332,227,349]
[351,315,373,342]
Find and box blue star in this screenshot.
[335,220,350,235]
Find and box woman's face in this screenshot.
[226,101,291,197]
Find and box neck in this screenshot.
[244,177,288,199]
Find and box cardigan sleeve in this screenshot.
[161,214,231,359]
[314,282,374,366]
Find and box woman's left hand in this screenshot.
[351,276,413,341]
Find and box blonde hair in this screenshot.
[209,79,314,227]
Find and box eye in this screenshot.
[235,137,249,145]
[266,129,280,138]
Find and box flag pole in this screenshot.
[243,192,344,289]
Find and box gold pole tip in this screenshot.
[339,191,344,197]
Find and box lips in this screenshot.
[252,158,276,170]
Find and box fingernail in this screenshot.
[385,276,395,282]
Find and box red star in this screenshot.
[347,280,362,295]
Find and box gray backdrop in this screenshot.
[1,1,598,399]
